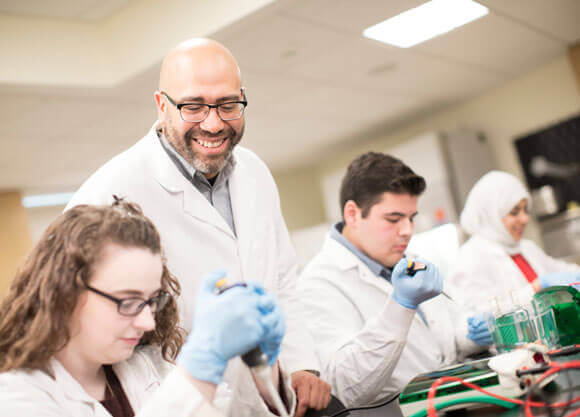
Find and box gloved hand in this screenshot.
[249,283,285,366]
[178,269,267,384]
[467,314,493,346]
[539,271,580,289]
[391,257,443,309]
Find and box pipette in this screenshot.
[215,279,290,417]
[406,259,427,276]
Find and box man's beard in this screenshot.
[165,123,243,176]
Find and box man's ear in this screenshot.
[343,200,360,227]
[154,91,166,121]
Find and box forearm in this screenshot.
[137,368,222,417]
[322,298,413,406]
[278,295,321,373]
[178,366,218,403]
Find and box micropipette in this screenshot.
[215,280,290,417]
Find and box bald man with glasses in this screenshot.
[67,38,331,417]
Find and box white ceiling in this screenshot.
[0,0,579,194]
[0,0,129,21]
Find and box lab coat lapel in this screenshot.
[182,186,235,238]
[51,359,98,405]
[113,354,159,411]
[327,237,431,329]
[228,153,257,274]
[326,237,393,294]
[148,128,235,238]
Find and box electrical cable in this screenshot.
[524,382,555,417]
[523,361,580,417]
[426,360,580,417]
[408,395,518,417]
[326,392,401,417]
[555,369,574,417]
[523,365,580,417]
[548,345,580,358]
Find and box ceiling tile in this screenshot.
[278,0,426,35]
[413,13,566,76]
[287,37,505,100]
[0,0,128,21]
[218,13,351,75]
[480,0,580,43]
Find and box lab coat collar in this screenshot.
[322,236,394,294]
[145,122,190,193]
[113,352,160,408]
[50,355,159,410]
[329,222,392,280]
[146,122,236,238]
[50,358,101,405]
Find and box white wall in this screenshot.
[26,205,65,244]
[276,53,580,249]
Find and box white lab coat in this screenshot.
[297,236,480,408]
[0,349,295,417]
[446,235,580,312]
[66,123,318,377]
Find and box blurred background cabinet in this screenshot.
[515,113,580,261]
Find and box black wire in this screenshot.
[327,392,401,417]
[522,366,580,417]
[517,366,552,377]
[554,368,575,417]
[523,368,555,417]
[548,346,580,358]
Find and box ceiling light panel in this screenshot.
[363,0,489,48]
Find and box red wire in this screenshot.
[523,361,580,417]
[566,408,580,417]
[426,361,580,417]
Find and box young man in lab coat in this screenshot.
[66,38,330,417]
[297,152,488,408]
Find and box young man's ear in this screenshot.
[343,200,360,227]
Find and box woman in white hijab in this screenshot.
[446,171,580,313]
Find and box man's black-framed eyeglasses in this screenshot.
[160,90,248,123]
[85,284,170,317]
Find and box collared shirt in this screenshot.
[330,222,428,325]
[158,131,236,235]
[330,222,392,281]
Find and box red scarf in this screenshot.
[510,254,538,283]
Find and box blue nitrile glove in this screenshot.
[467,314,493,346]
[539,271,580,289]
[177,269,266,384]
[248,283,286,366]
[391,257,443,309]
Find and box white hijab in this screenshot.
[460,171,531,253]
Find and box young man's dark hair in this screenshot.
[339,152,426,218]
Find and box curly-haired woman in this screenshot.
[0,200,291,417]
